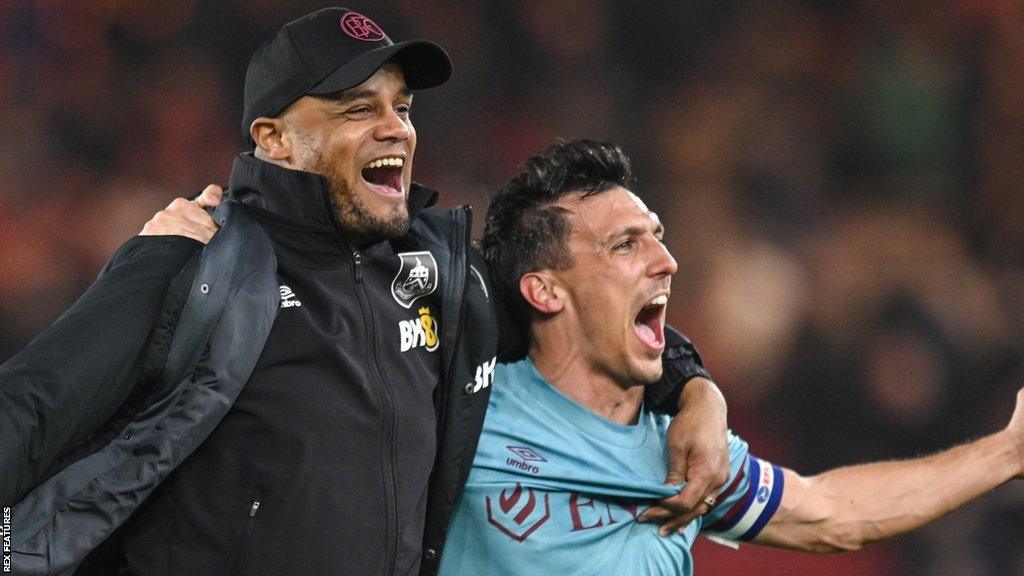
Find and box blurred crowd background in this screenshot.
[2,0,1023,574]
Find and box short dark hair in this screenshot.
[480,139,636,336]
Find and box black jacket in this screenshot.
[3,154,498,576]
[1,154,705,576]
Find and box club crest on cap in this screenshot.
[340,11,386,42]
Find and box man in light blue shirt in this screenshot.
[441,358,779,575]
[439,140,1024,575]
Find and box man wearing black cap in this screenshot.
[120,9,472,576]
[0,7,728,576]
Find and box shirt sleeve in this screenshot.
[700,435,785,542]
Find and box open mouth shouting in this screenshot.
[360,156,406,198]
[634,293,668,352]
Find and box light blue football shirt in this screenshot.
[438,358,784,576]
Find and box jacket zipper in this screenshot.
[351,247,363,283]
[322,187,399,573]
[345,241,399,575]
[231,495,262,576]
[324,189,469,573]
[366,273,398,576]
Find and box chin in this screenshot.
[642,367,664,386]
[628,362,664,388]
[339,198,411,240]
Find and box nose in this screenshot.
[374,108,411,142]
[647,240,678,278]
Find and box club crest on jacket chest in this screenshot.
[392,251,438,308]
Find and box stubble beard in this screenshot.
[299,139,410,242]
[579,301,662,389]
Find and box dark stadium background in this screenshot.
[2,1,1023,574]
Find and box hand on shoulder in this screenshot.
[140,184,223,244]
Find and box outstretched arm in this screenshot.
[755,388,1024,553]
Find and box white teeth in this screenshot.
[649,295,668,307]
[365,157,404,169]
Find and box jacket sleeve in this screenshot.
[0,235,201,505]
[644,324,712,414]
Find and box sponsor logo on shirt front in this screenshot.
[399,307,440,352]
[391,251,438,308]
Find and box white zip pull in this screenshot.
[249,500,261,518]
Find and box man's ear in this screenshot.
[519,272,564,314]
[250,117,291,161]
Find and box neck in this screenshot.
[528,322,644,426]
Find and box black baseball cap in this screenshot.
[241,7,452,143]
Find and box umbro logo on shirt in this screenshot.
[507,446,546,462]
[505,445,544,475]
[279,285,302,308]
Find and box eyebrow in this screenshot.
[604,221,664,243]
[318,87,413,103]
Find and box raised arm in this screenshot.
[755,388,1024,552]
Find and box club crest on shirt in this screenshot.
[485,483,551,542]
[392,251,438,308]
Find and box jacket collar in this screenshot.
[225,152,439,232]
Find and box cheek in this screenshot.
[580,288,627,331]
[323,127,365,164]
[338,140,363,173]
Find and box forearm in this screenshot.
[664,377,729,490]
[759,430,1023,552]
